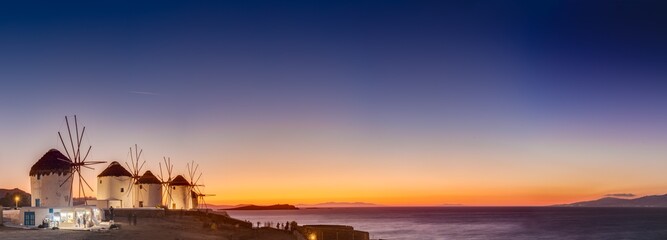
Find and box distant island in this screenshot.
[296,202,381,208]
[556,194,667,207]
[441,203,464,206]
[225,204,298,210]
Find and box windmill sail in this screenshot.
[57,115,106,206]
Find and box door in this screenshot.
[24,212,35,226]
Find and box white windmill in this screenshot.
[186,161,215,210]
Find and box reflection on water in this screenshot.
[228,207,667,239]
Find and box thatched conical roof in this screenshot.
[136,170,161,184]
[170,175,190,186]
[29,149,72,177]
[98,161,132,177]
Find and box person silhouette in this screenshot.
[109,206,115,221]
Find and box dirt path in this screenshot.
[0,215,296,240]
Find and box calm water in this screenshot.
[227,207,667,239]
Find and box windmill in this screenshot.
[56,115,106,206]
[186,161,215,210]
[158,156,175,207]
[124,144,146,199]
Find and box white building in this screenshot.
[168,175,192,210]
[134,170,162,208]
[29,149,73,207]
[19,206,102,229]
[96,161,133,208]
[20,149,103,229]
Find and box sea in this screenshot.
[227,207,667,240]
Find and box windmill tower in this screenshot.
[29,149,73,207]
[31,115,105,207]
[96,161,133,208]
[134,170,162,208]
[168,175,191,210]
[167,161,213,210]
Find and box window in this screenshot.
[121,188,124,193]
[173,187,176,190]
[139,185,143,189]
[100,180,102,184]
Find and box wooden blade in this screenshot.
[192,163,199,181]
[59,173,73,187]
[83,161,107,165]
[194,172,202,186]
[65,116,76,163]
[187,162,191,181]
[129,147,134,169]
[77,127,86,155]
[159,162,164,181]
[78,172,83,199]
[56,158,73,165]
[126,182,134,197]
[74,115,80,161]
[81,146,92,163]
[125,162,134,176]
[81,174,94,192]
[75,127,86,162]
[138,161,146,174]
[58,132,72,160]
[137,149,143,163]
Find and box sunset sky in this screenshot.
[1,1,667,206]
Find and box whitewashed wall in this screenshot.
[169,185,192,210]
[134,183,162,208]
[97,176,133,208]
[30,173,73,207]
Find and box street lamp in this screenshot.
[14,196,20,208]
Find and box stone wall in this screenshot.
[105,208,252,228]
[296,224,370,240]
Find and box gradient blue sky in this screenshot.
[1,1,667,205]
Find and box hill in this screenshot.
[297,202,381,208]
[226,204,298,210]
[0,188,31,207]
[557,194,667,207]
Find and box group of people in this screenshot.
[75,213,92,228]
[255,221,294,231]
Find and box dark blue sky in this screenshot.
[2,1,666,119]
[1,1,667,204]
